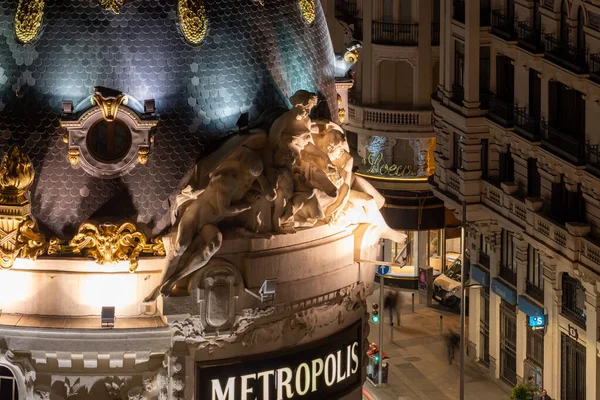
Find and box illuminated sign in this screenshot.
[196,322,362,400]
[364,153,417,178]
[529,315,547,329]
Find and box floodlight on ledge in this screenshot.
[62,101,73,114]
[101,306,115,328]
[143,99,155,114]
[245,279,278,303]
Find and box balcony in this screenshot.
[491,10,517,41]
[346,104,433,133]
[589,53,600,84]
[544,34,588,74]
[526,281,544,304]
[499,266,517,286]
[451,84,464,105]
[431,23,440,46]
[541,122,586,165]
[372,22,418,46]
[561,305,586,329]
[517,21,544,54]
[335,0,357,25]
[514,107,541,141]
[488,95,515,127]
[478,250,490,269]
[453,0,465,23]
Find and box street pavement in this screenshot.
[362,286,511,400]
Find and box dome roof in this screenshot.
[0,0,336,237]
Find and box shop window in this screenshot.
[526,324,544,369]
[561,333,586,400]
[561,273,586,329]
[500,229,517,286]
[0,366,18,400]
[526,246,544,302]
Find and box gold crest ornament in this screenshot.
[179,0,207,45]
[69,222,165,272]
[91,87,128,122]
[99,0,124,14]
[14,0,44,44]
[298,0,315,24]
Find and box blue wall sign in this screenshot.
[377,265,391,275]
[491,278,517,305]
[529,315,547,328]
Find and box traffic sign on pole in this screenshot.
[377,265,390,275]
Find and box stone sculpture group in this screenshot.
[146,90,406,301]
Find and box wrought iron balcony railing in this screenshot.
[478,250,490,269]
[488,95,515,127]
[453,0,465,23]
[431,23,440,46]
[335,0,357,24]
[451,84,464,105]
[526,281,544,304]
[491,10,517,41]
[372,22,418,46]
[517,21,544,53]
[499,266,517,286]
[514,107,541,141]
[544,34,588,74]
[561,304,586,329]
[541,121,586,165]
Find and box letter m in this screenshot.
[212,377,235,400]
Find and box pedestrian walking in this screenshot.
[445,329,459,365]
[384,290,399,324]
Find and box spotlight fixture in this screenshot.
[144,99,156,114]
[236,112,250,133]
[62,101,73,114]
[245,279,278,303]
[101,306,115,328]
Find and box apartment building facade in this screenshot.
[324,0,464,286]
[432,0,600,398]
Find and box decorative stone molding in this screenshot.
[525,197,543,212]
[61,87,158,179]
[500,182,519,195]
[566,222,591,237]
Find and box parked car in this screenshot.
[432,259,465,308]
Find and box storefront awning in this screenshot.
[491,278,517,305]
[518,295,544,316]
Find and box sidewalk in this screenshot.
[363,287,511,400]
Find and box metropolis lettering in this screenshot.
[210,341,360,400]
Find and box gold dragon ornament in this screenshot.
[298,0,316,24]
[0,146,47,269]
[178,0,207,45]
[14,0,45,44]
[68,222,165,273]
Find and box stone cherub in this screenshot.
[145,144,274,301]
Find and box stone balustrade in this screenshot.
[347,104,434,134]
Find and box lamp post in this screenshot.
[459,201,466,400]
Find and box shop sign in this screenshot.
[491,278,517,305]
[529,315,547,329]
[196,322,362,400]
[364,153,416,178]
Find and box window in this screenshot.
[577,7,585,50]
[479,233,490,269]
[551,176,586,224]
[561,273,586,328]
[501,229,517,285]
[453,132,462,169]
[496,55,515,103]
[528,69,541,120]
[526,245,544,302]
[87,119,132,164]
[453,41,465,103]
[560,0,569,44]
[548,81,585,140]
[481,139,489,180]
[561,334,586,400]
[499,145,514,183]
[527,158,541,198]
[480,46,491,107]
[526,324,544,367]
[383,0,394,23]
[0,366,18,400]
